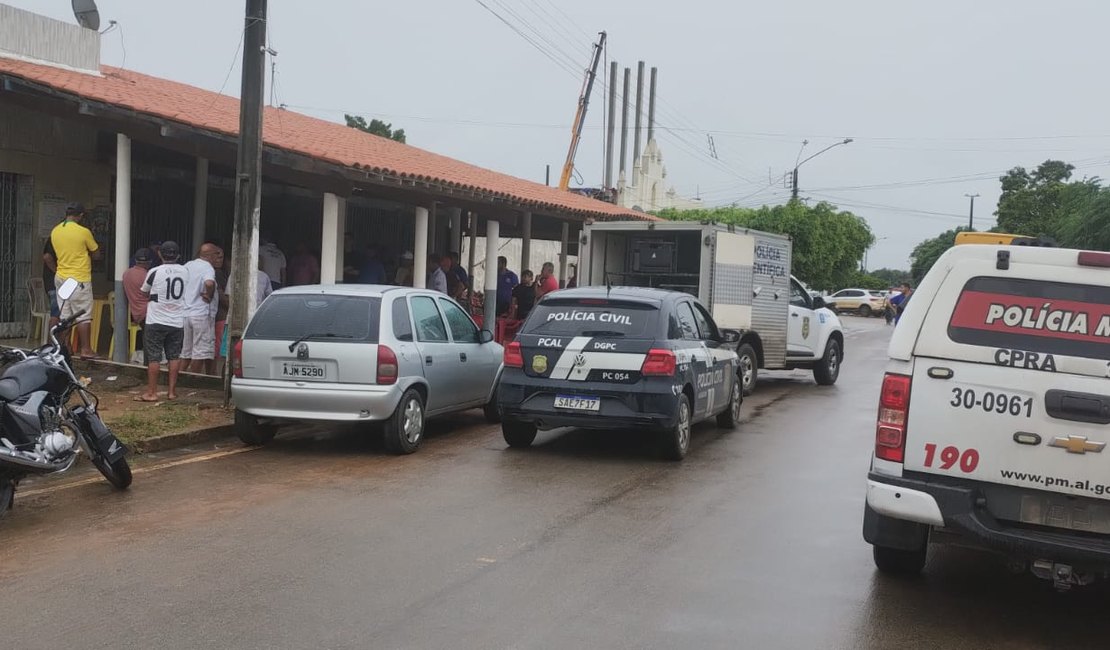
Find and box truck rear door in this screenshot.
[906,251,1110,510]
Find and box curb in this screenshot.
[130,424,238,454]
[73,358,225,391]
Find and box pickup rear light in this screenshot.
[377,345,398,385]
[875,373,912,463]
[1078,251,1110,268]
[232,339,244,378]
[641,349,677,376]
[504,341,524,368]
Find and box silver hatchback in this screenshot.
[231,285,504,454]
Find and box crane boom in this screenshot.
[559,31,606,191]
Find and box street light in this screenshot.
[792,137,853,200]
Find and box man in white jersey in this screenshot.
[181,243,219,375]
[139,241,188,401]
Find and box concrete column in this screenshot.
[520,211,532,274]
[192,157,208,252]
[483,219,499,334]
[414,206,429,289]
[449,207,463,255]
[111,133,131,363]
[559,221,570,288]
[427,204,438,258]
[467,212,477,288]
[320,192,341,284]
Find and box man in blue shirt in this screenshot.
[449,251,469,292]
[358,246,387,284]
[496,256,518,316]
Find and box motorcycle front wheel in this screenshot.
[91,455,132,490]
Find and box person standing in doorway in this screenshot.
[342,233,363,283]
[122,248,152,326]
[358,246,387,284]
[41,237,60,329]
[50,203,101,359]
[182,243,219,375]
[288,243,321,286]
[511,270,537,321]
[448,252,469,296]
[394,251,414,286]
[496,256,518,316]
[535,262,559,299]
[259,236,287,290]
[430,255,450,294]
[138,241,188,401]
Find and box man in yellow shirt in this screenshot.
[50,203,101,358]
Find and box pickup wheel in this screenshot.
[872,544,927,575]
[813,338,841,386]
[659,394,692,461]
[502,419,537,448]
[736,343,758,396]
[384,389,425,455]
[235,410,277,446]
[716,375,742,430]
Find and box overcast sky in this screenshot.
[12,0,1110,269]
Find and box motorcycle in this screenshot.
[0,278,132,519]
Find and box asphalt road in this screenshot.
[3,317,1110,649]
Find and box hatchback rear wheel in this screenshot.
[235,410,277,446]
[384,389,425,455]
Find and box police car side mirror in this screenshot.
[479,330,495,344]
[720,329,741,344]
[812,296,827,309]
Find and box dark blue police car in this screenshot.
[497,287,742,460]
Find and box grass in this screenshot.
[104,402,205,445]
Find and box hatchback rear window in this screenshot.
[948,276,1110,360]
[246,294,380,343]
[523,299,657,337]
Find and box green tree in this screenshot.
[869,268,912,287]
[909,227,968,283]
[344,114,406,143]
[657,199,875,291]
[994,160,1090,239]
[847,271,888,290]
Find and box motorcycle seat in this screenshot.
[0,377,21,402]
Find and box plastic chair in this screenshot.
[26,278,50,345]
[107,291,141,361]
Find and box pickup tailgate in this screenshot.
[906,266,1110,502]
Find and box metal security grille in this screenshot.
[0,173,32,337]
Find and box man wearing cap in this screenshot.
[138,241,188,401]
[50,202,101,358]
[122,248,153,326]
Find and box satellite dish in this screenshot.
[72,0,101,30]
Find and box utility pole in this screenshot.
[965,193,980,230]
[224,0,267,401]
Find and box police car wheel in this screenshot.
[813,339,841,386]
[872,544,926,576]
[502,419,537,448]
[660,394,692,461]
[716,376,742,430]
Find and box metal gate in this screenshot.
[0,173,32,338]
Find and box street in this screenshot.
[2,318,1109,649]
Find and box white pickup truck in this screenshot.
[578,221,844,394]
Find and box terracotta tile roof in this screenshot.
[0,58,653,221]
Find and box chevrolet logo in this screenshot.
[1049,435,1106,455]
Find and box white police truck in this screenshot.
[578,221,844,394]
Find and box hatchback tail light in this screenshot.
[377,345,399,385]
[504,341,524,368]
[641,349,677,376]
[232,339,244,378]
[875,373,911,462]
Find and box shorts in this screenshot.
[182,315,215,359]
[144,323,184,363]
[48,290,60,318]
[214,320,226,356]
[55,276,94,323]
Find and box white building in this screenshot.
[616,138,702,213]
